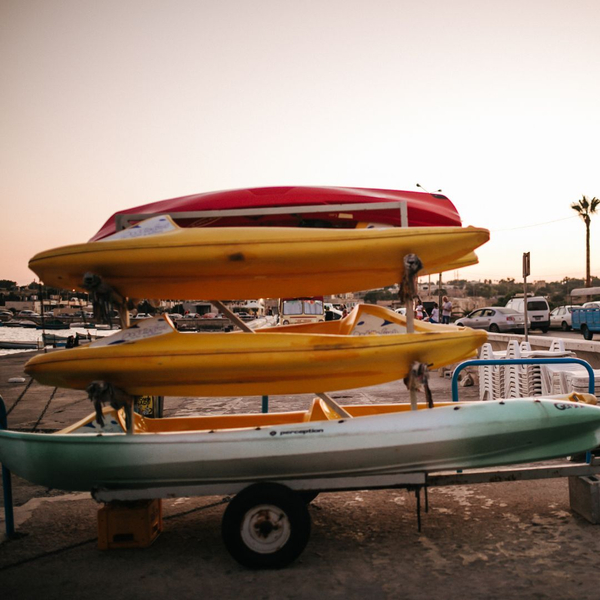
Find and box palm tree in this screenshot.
[571,195,600,287]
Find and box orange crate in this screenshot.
[98,499,162,549]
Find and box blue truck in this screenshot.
[570,287,600,340]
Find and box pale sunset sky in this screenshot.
[1,0,599,287]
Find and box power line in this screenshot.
[493,215,578,232]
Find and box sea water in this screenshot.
[0,325,114,356]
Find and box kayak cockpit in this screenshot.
[59,397,459,436]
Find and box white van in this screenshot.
[505,295,550,332]
[278,297,325,325]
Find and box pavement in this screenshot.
[2,350,600,599]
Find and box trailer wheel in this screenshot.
[297,490,319,504]
[581,325,593,341]
[222,483,311,569]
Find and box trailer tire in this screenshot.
[222,483,311,569]
[581,325,593,341]
[297,491,319,504]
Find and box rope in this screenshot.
[86,381,132,427]
[403,362,434,408]
[398,254,423,304]
[0,497,230,571]
[31,387,57,432]
[82,272,123,327]
[6,378,33,416]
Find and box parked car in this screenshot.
[505,295,550,332]
[134,313,151,319]
[549,305,580,331]
[17,310,40,318]
[455,307,526,333]
[325,308,343,321]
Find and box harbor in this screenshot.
[3,347,600,599]
[1,202,600,594]
[3,2,600,596]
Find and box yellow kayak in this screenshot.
[29,216,489,300]
[24,306,487,397]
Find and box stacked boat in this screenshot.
[2,186,600,568]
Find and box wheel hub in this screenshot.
[241,505,291,554]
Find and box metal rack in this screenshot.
[114,200,410,231]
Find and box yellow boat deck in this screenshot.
[60,398,458,435]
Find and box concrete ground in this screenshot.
[2,350,600,599]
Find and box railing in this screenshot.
[451,357,596,402]
[0,394,15,538]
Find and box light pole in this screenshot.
[417,184,443,318]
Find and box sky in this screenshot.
[1,0,599,288]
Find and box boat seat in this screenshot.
[548,391,598,405]
[121,408,309,433]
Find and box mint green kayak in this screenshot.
[1,395,599,494]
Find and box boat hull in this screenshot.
[29,221,489,300]
[1,399,599,493]
[90,186,463,241]
[0,341,40,350]
[24,312,487,396]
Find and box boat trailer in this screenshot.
[2,357,600,568]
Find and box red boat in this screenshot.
[91,186,462,241]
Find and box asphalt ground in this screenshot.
[2,351,600,599]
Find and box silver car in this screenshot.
[455,307,526,333]
[549,305,580,331]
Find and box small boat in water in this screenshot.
[0,340,41,350]
[3,319,37,328]
[36,319,67,330]
[0,394,599,493]
[42,332,94,348]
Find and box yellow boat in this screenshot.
[24,305,487,397]
[28,216,489,300]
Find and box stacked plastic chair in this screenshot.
[478,338,577,400]
[562,367,600,395]
[478,343,504,401]
[504,341,524,398]
[519,341,545,396]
